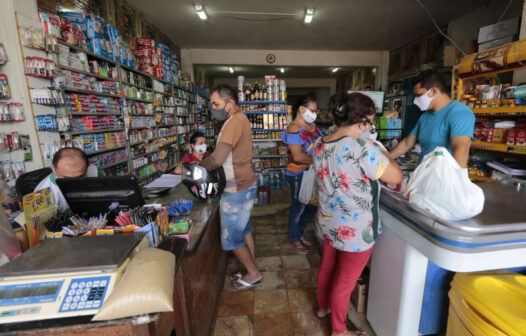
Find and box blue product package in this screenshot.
[59,11,85,31]
[104,25,120,42]
[36,115,57,131]
[87,38,102,56]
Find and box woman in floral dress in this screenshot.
[281,96,323,254]
[313,93,402,336]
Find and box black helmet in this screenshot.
[182,163,226,200]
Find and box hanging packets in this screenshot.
[24,57,57,79]
[0,133,23,152]
[0,43,6,64]
[0,74,10,99]
[30,87,64,105]
[36,115,58,131]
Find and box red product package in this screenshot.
[39,13,61,36]
[136,38,155,48]
[516,129,526,146]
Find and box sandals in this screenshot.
[293,243,309,255]
[229,271,244,281]
[300,236,312,247]
[315,309,331,319]
[232,277,262,291]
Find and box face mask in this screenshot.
[211,101,230,121]
[413,89,434,111]
[302,108,317,123]
[195,144,207,154]
[359,130,378,140]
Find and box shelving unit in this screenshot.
[32,40,213,185]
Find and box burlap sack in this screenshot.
[92,248,175,320]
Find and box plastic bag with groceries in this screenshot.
[404,147,485,221]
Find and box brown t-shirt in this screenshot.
[217,109,256,192]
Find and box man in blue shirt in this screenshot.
[390,71,475,167]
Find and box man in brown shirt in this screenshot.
[200,84,261,290]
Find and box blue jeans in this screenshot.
[286,173,317,243]
[219,182,257,251]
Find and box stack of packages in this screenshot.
[66,93,120,114]
[133,39,180,84]
[58,44,89,71]
[47,12,136,69]
[64,70,96,91]
[89,148,128,168]
[73,131,126,153]
[70,116,123,132]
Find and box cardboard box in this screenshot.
[479,35,515,52]
[478,17,520,44]
[443,45,457,67]
[351,277,368,313]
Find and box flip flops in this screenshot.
[229,271,244,281]
[232,277,262,291]
[300,236,312,247]
[315,309,331,319]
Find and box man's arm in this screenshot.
[390,134,418,159]
[450,136,471,168]
[200,142,233,171]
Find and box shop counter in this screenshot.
[0,185,225,336]
[0,236,187,336]
[151,185,225,336]
[367,182,526,336]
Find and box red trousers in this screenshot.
[316,242,373,334]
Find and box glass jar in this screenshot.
[468,98,476,108]
[474,100,481,109]
[481,100,488,109]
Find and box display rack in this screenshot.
[30,39,210,186]
[455,40,526,159]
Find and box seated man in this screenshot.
[34,147,92,211]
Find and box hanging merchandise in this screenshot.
[0,133,23,152]
[36,115,58,131]
[21,135,32,161]
[19,26,46,50]
[0,161,25,181]
[0,43,6,64]
[30,87,64,105]
[24,57,57,79]
[0,74,10,99]
[7,103,25,121]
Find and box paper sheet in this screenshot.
[144,174,183,189]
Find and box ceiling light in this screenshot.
[229,67,234,74]
[194,4,208,20]
[332,67,339,73]
[304,8,315,24]
[280,68,285,73]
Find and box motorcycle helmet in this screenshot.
[182,163,226,200]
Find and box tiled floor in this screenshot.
[212,207,376,336]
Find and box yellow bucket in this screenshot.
[446,271,526,336]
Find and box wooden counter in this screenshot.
[0,186,227,336]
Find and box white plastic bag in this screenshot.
[299,165,316,205]
[404,147,484,221]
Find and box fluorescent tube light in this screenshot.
[229,67,234,73]
[332,67,339,73]
[194,4,208,20]
[280,68,285,73]
[304,8,315,24]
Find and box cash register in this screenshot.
[0,234,148,324]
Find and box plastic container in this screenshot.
[446,271,526,336]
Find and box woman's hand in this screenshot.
[173,162,188,175]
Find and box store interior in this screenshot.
[1,0,526,335]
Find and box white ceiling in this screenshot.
[126,0,492,50]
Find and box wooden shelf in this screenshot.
[471,141,526,155]
[472,107,526,115]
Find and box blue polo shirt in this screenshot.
[411,100,475,164]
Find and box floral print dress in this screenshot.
[313,136,389,252]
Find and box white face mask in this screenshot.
[359,130,378,140]
[194,144,207,154]
[302,108,317,123]
[413,89,434,111]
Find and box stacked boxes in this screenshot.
[66,93,120,114]
[71,116,124,132]
[89,148,128,168]
[73,131,126,153]
[133,39,179,83]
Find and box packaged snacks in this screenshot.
[39,12,61,36]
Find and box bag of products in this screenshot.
[298,165,316,205]
[405,147,485,221]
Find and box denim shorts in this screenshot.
[219,182,257,251]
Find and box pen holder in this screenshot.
[168,213,191,235]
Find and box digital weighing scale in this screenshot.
[0,235,147,324]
